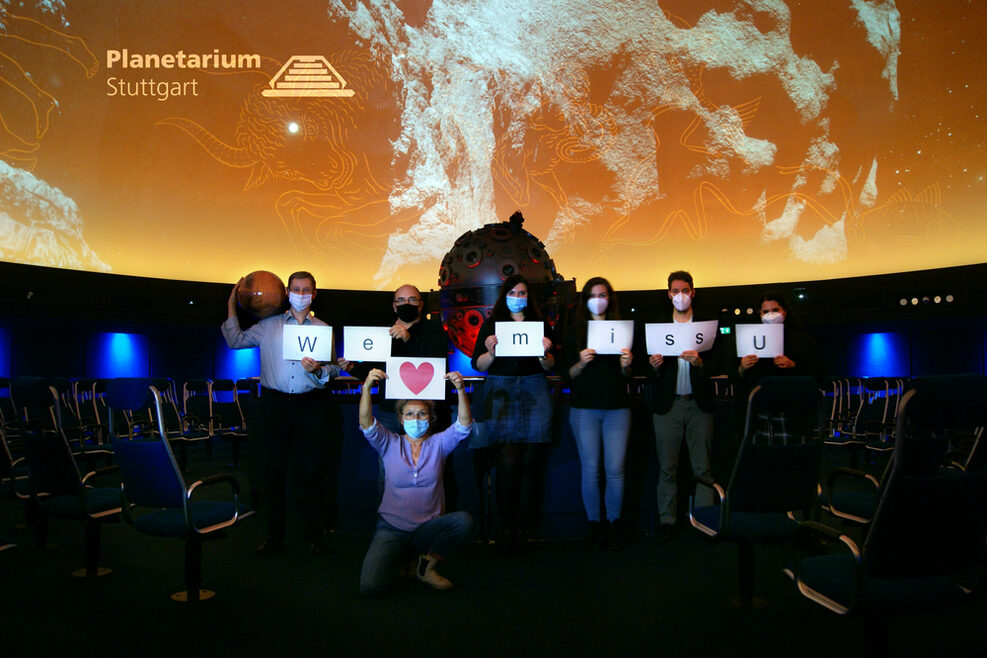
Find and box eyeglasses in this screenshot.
[395,296,421,305]
[402,410,430,420]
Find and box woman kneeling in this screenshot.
[358,368,473,595]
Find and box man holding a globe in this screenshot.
[222,270,340,556]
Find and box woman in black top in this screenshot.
[736,291,825,436]
[471,274,555,551]
[737,291,824,386]
[560,277,633,546]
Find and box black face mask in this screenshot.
[395,303,420,323]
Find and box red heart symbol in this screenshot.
[399,361,434,395]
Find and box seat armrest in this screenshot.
[81,464,119,487]
[185,473,247,534]
[691,474,725,506]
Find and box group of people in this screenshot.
[222,269,823,595]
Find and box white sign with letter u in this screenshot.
[735,324,784,358]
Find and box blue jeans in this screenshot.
[569,407,631,522]
[360,512,473,595]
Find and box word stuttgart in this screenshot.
[105,48,261,101]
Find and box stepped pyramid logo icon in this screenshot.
[262,55,355,97]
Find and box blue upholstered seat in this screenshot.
[108,378,253,602]
[788,374,987,653]
[689,376,823,604]
[14,376,122,577]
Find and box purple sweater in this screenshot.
[362,419,473,531]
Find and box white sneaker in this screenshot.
[416,555,452,590]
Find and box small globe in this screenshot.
[237,270,287,319]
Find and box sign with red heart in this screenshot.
[384,357,447,400]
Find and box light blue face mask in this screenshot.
[506,296,528,313]
[403,419,429,439]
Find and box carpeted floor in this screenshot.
[3,440,985,658]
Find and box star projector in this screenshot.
[437,211,572,357]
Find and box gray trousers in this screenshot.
[652,398,714,526]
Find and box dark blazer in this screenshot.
[646,312,723,415]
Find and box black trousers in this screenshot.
[260,388,336,542]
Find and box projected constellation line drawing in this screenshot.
[493,67,618,244]
[586,3,897,269]
[597,53,762,250]
[0,7,98,167]
[159,50,411,267]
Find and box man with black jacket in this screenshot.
[647,271,721,543]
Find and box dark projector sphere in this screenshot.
[237,270,287,319]
[438,212,564,357]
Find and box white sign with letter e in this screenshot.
[343,326,392,362]
[494,321,545,357]
[646,321,719,356]
[385,357,447,400]
[735,324,784,358]
[282,325,333,361]
[586,320,634,355]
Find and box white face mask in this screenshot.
[288,292,312,312]
[586,297,608,316]
[762,311,785,324]
[671,292,692,312]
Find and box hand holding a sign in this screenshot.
[680,350,703,368]
[619,348,633,370]
[739,354,758,373]
[445,371,465,391]
[389,323,410,342]
[484,334,498,357]
[301,356,324,373]
[773,355,796,369]
[568,347,596,379]
[363,367,386,389]
[649,353,664,370]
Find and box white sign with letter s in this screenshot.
[645,320,718,356]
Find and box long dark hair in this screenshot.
[491,274,544,321]
[569,276,621,347]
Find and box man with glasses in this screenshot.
[344,284,451,433]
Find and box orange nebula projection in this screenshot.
[0,1,984,291]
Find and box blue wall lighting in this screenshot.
[90,332,149,378]
[849,332,909,378]
[449,346,481,378]
[0,325,10,378]
[216,340,260,381]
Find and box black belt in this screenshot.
[261,387,325,399]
